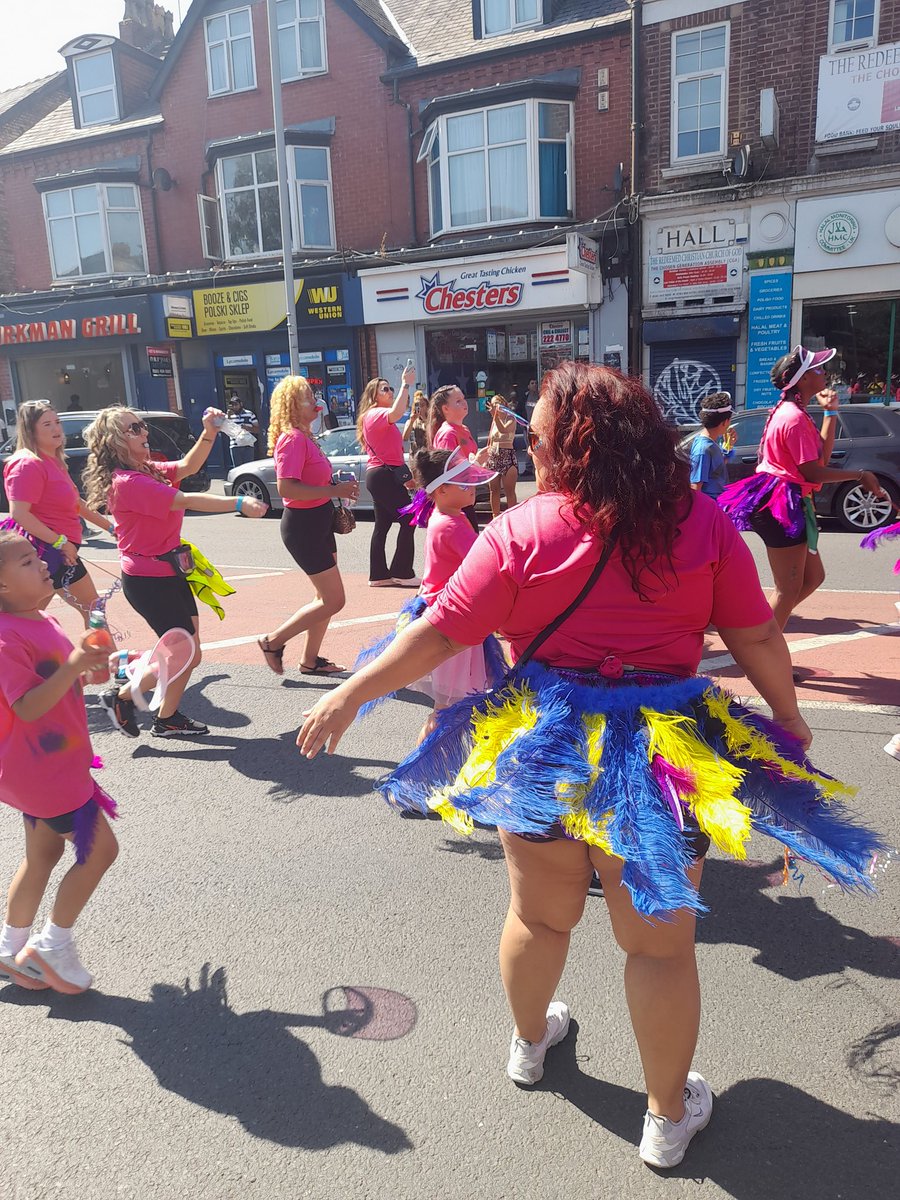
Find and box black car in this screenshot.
[681,404,900,532]
[1,410,210,510]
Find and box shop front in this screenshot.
[360,245,618,426]
[793,186,900,402]
[0,295,154,430]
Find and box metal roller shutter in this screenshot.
[650,338,737,426]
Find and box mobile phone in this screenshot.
[406,358,414,371]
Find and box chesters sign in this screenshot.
[415,270,524,315]
[0,312,141,346]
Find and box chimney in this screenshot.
[119,0,175,58]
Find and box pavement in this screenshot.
[0,505,898,1200]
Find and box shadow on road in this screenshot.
[0,965,414,1153]
[438,835,505,862]
[697,858,900,982]
[130,728,395,802]
[551,1022,899,1195]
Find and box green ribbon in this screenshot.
[802,495,819,555]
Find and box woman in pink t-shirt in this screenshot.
[300,363,881,1170]
[720,347,887,630]
[83,407,266,739]
[257,376,359,677]
[357,365,418,588]
[427,385,488,532]
[0,530,118,995]
[3,401,113,624]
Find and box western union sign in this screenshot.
[193,277,346,336]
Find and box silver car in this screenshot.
[224,425,373,512]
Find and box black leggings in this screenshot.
[366,465,415,582]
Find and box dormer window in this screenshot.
[481,0,542,37]
[73,49,119,126]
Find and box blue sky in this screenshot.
[1,2,184,91]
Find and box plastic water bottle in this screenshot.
[84,606,114,685]
[337,469,357,508]
[203,407,242,439]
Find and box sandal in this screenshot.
[258,637,285,676]
[300,656,345,676]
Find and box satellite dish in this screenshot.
[729,145,751,180]
[152,167,174,191]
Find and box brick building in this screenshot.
[638,0,900,423]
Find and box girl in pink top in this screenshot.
[356,365,419,587]
[0,530,118,995]
[2,401,113,625]
[720,347,887,629]
[300,363,881,1171]
[257,376,359,678]
[427,385,489,532]
[83,407,267,739]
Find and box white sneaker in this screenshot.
[0,952,49,991]
[639,1071,713,1169]
[884,735,900,761]
[16,935,93,994]
[506,1001,570,1085]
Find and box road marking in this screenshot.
[201,611,399,651]
[741,697,900,717]
[81,558,289,584]
[701,621,899,671]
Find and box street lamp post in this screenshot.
[266,0,300,375]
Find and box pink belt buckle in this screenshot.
[599,655,624,679]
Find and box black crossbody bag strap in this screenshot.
[515,526,620,671]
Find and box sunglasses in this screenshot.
[526,429,544,451]
[126,420,148,436]
[379,384,395,394]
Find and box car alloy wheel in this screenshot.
[836,482,894,531]
[233,477,270,506]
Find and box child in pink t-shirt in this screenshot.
[0,531,119,996]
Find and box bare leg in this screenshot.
[498,831,592,1042]
[264,564,346,657]
[49,814,118,928]
[488,477,502,520]
[592,848,704,1122]
[503,466,518,510]
[158,615,202,720]
[58,571,100,629]
[5,817,65,928]
[795,546,826,607]
[764,543,809,629]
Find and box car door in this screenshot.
[725,411,770,482]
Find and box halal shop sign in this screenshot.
[416,269,524,315]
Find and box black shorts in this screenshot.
[748,506,807,549]
[51,554,88,590]
[28,795,94,835]
[281,504,337,576]
[122,572,198,637]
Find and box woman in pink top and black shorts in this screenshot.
[719,346,887,630]
[299,363,881,1170]
[357,365,419,588]
[428,385,487,532]
[257,376,359,677]
[83,406,266,738]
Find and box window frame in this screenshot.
[276,0,328,82]
[72,49,119,127]
[204,6,257,98]
[209,143,336,261]
[423,98,574,237]
[828,0,879,53]
[480,0,543,38]
[42,182,148,281]
[669,21,730,165]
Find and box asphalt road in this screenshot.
[0,506,898,1200]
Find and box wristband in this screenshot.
[52,533,67,550]
[115,650,130,682]
[235,495,244,514]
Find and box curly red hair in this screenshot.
[538,362,691,597]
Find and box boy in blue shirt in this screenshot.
[690,392,735,499]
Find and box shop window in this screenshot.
[829,0,879,52]
[43,183,147,279]
[206,145,335,260]
[205,7,256,96]
[73,49,119,126]
[802,298,899,404]
[277,0,327,81]
[481,0,542,37]
[15,352,128,412]
[419,99,572,235]
[670,23,728,163]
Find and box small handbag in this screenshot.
[332,502,356,535]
